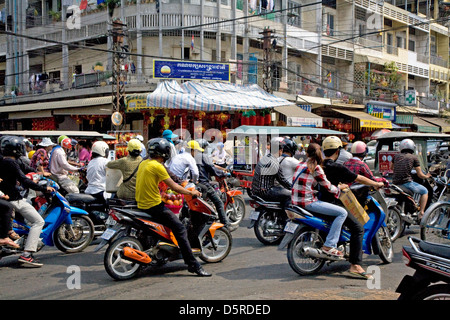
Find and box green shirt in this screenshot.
[106,155,142,200]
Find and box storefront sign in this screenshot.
[366,103,396,121]
[287,117,322,127]
[153,60,230,81]
[378,151,399,173]
[360,119,392,129]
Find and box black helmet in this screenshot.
[147,138,171,161]
[196,138,209,150]
[280,138,298,156]
[0,136,26,158]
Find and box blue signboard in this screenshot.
[366,103,396,122]
[153,60,230,81]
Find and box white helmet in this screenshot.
[91,141,109,157]
[399,138,415,152]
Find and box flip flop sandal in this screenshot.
[348,271,374,280]
[8,231,20,241]
[321,247,344,257]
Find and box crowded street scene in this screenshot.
[0,0,449,308]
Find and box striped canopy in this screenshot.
[146,80,294,111]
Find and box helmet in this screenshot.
[147,138,171,161]
[61,137,72,149]
[57,135,69,145]
[186,140,204,152]
[135,135,144,142]
[0,136,26,158]
[28,150,36,159]
[399,138,415,152]
[280,138,298,156]
[322,136,343,151]
[91,141,109,157]
[196,139,209,150]
[351,141,368,156]
[127,139,142,152]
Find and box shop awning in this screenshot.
[332,109,392,129]
[142,80,294,112]
[274,105,323,127]
[419,117,450,133]
[297,95,332,106]
[413,116,441,133]
[227,125,346,137]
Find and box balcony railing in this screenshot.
[430,55,448,68]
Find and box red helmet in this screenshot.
[61,137,72,149]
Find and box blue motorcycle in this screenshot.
[0,175,95,261]
[279,185,394,275]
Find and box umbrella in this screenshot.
[370,129,391,140]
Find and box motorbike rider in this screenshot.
[321,136,383,279]
[106,138,143,201]
[168,140,201,183]
[344,141,388,186]
[135,138,210,277]
[251,137,292,208]
[291,143,348,257]
[84,141,110,205]
[0,136,55,267]
[195,139,230,228]
[278,138,300,182]
[392,138,431,219]
[49,137,82,194]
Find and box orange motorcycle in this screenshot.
[96,183,232,280]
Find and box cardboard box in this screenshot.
[339,188,370,225]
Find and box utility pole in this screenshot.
[110,19,128,130]
[261,27,275,93]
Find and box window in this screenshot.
[409,39,415,52]
[325,13,334,36]
[287,1,301,27]
[396,36,402,48]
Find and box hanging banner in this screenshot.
[153,60,230,81]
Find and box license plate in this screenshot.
[105,215,117,226]
[249,210,260,221]
[101,228,117,240]
[284,221,298,234]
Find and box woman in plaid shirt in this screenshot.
[291,143,348,257]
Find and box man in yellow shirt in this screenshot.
[135,138,211,277]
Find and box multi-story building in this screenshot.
[0,0,449,135]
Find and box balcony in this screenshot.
[430,55,448,68]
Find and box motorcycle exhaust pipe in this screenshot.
[302,247,345,261]
[121,247,152,265]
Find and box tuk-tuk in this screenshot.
[226,125,346,191]
[374,131,450,177]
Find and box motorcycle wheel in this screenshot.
[254,210,285,245]
[287,226,325,276]
[386,205,404,241]
[400,284,450,300]
[420,202,450,245]
[200,227,232,263]
[104,236,143,281]
[54,215,95,253]
[375,225,394,264]
[226,195,246,231]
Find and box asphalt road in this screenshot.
[0,198,416,302]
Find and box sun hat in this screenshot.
[38,137,56,147]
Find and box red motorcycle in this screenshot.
[212,176,246,230]
[96,183,232,281]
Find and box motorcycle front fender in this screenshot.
[65,206,89,225]
[208,222,225,238]
[227,190,242,198]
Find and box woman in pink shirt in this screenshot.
[78,140,92,164]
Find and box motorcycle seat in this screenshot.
[397,185,414,196]
[419,240,450,260]
[65,193,97,204]
[114,207,154,220]
[251,195,283,209]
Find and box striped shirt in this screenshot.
[393,152,420,185]
[251,153,291,196]
[291,162,340,207]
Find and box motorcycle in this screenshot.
[211,175,246,231]
[383,172,437,242]
[396,236,450,300]
[248,195,287,245]
[278,185,393,276]
[0,174,95,260]
[96,183,232,281]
